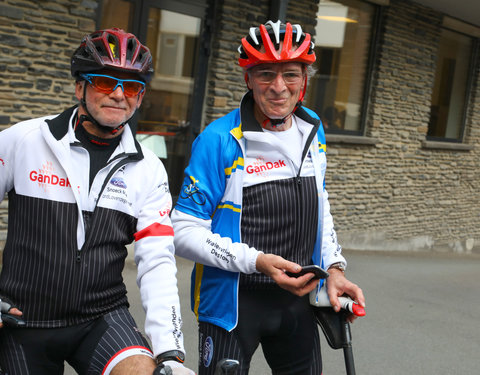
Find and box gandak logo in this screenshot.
[246,157,287,176]
[30,161,70,190]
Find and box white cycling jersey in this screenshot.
[0,106,184,356]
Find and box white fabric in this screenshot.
[0,109,185,357]
[102,347,153,375]
[163,360,196,375]
[171,210,260,274]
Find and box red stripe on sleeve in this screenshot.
[134,222,174,241]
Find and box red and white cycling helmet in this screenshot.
[71,28,153,82]
[238,20,316,69]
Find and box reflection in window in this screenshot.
[138,9,201,196]
[140,10,201,130]
[305,0,375,134]
[99,0,133,31]
[428,29,473,141]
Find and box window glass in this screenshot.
[138,9,201,195]
[428,29,472,141]
[99,0,133,31]
[305,0,375,134]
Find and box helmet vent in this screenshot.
[126,38,137,62]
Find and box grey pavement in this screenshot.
[64,250,480,374]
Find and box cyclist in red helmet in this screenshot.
[172,20,365,374]
[0,28,194,375]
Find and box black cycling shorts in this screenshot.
[198,287,322,375]
[0,307,152,375]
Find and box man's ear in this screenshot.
[245,72,252,90]
[136,90,146,109]
[74,80,84,102]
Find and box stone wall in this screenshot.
[203,0,319,125]
[0,1,96,128]
[1,0,479,254]
[325,0,480,252]
[205,0,480,253]
[0,0,97,253]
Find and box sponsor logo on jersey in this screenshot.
[203,336,214,368]
[0,158,4,166]
[103,178,132,207]
[29,161,71,190]
[110,177,127,189]
[245,157,287,176]
[180,176,206,205]
[159,201,172,217]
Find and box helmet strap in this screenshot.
[259,74,308,129]
[79,84,126,136]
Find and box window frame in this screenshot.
[308,0,385,137]
[426,25,480,144]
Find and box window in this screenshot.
[428,28,476,142]
[304,0,378,134]
[99,0,133,31]
[98,0,210,196]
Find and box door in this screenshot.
[99,0,210,196]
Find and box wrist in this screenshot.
[328,262,346,273]
[155,350,185,365]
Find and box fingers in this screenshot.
[256,253,321,296]
[255,253,300,277]
[277,273,319,296]
[7,307,23,317]
[326,270,366,313]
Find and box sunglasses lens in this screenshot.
[89,75,144,97]
[91,76,117,93]
[123,81,144,96]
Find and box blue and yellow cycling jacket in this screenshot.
[172,92,345,331]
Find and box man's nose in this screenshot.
[270,72,287,91]
[111,85,125,98]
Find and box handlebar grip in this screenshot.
[310,286,365,317]
[1,313,27,327]
[338,296,366,317]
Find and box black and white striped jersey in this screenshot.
[0,106,184,356]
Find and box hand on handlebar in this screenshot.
[0,298,25,328]
[310,274,366,320]
[153,361,196,375]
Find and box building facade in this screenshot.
[1,0,479,254]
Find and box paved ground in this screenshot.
[63,249,480,374]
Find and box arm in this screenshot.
[133,159,184,358]
[0,125,16,199]
[0,127,24,329]
[171,209,259,274]
[320,190,365,319]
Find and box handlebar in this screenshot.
[214,359,240,375]
[0,298,26,327]
[310,286,365,317]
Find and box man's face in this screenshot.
[75,69,145,130]
[246,62,305,121]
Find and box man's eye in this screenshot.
[258,71,276,79]
[284,72,302,79]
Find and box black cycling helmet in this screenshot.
[71,28,153,82]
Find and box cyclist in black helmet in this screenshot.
[172,20,365,374]
[0,28,194,375]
